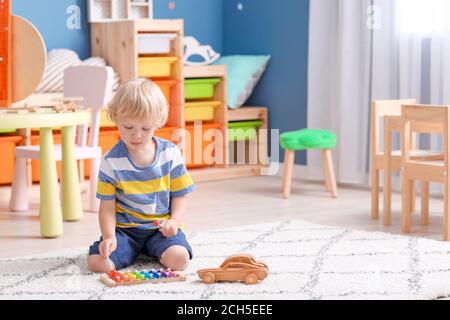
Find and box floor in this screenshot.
[0,175,447,258]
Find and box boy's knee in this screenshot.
[160,245,190,271]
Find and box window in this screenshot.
[397,0,449,35]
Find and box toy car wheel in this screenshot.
[203,272,216,284]
[244,273,258,285]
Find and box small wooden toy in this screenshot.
[100,268,186,287]
[197,254,269,285]
[52,97,84,113]
[0,99,83,114]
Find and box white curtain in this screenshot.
[308,0,372,184]
[308,0,450,186]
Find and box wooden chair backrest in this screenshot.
[371,99,417,155]
[401,104,449,166]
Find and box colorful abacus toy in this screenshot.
[100,268,186,287]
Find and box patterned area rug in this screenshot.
[2,220,450,300]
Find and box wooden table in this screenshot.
[0,110,90,237]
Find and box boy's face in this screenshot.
[116,116,157,151]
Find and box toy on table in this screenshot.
[100,268,186,287]
[197,254,269,285]
[0,96,84,114]
[52,97,84,113]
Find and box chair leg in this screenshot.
[10,157,29,211]
[410,181,416,214]
[282,150,295,199]
[22,128,33,187]
[79,160,87,193]
[321,150,331,192]
[323,149,337,198]
[89,158,100,212]
[383,168,392,226]
[444,178,450,241]
[421,181,429,226]
[383,121,392,225]
[371,168,379,220]
[402,177,412,234]
[26,159,33,187]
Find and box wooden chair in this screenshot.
[401,104,449,240]
[9,66,114,213]
[371,99,442,225]
[372,99,415,223]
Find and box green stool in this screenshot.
[280,129,337,198]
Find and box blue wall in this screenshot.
[12,0,223,60]
[223,0,310,164]
[12,0,91,59]
[155,0,223,54]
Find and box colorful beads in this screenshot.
[108,268,179,283]
[133,271,146,280]
[108,270,126,282]
[167,268,176,277]
[140,271,153,279]
[124,272,136,281]
[159,269,168,278]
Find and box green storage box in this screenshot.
[228,120,263,141]
[0,128,16,134]
[185,78,221,100]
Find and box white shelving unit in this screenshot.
[88,0,153,22]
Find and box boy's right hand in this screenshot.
[99,237,117,258]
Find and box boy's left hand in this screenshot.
[159,219,179,238]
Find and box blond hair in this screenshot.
[107,78,168,127]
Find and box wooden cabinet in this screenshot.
[184,65,228,169]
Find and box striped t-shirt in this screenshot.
[96,137,196,230]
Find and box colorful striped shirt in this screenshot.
[96,137,196,229]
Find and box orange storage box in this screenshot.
[155,126,179,142]
[0,135,22,185]
[154,79,177,106]
[185,123,222,168]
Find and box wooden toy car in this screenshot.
[197,254,269,285]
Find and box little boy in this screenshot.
[87,78,195,272]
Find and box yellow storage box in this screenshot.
[138,57,178,78]
[185,101,221,122]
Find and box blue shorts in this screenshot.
[88,227,193,270]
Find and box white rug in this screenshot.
[2,220,450,300]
